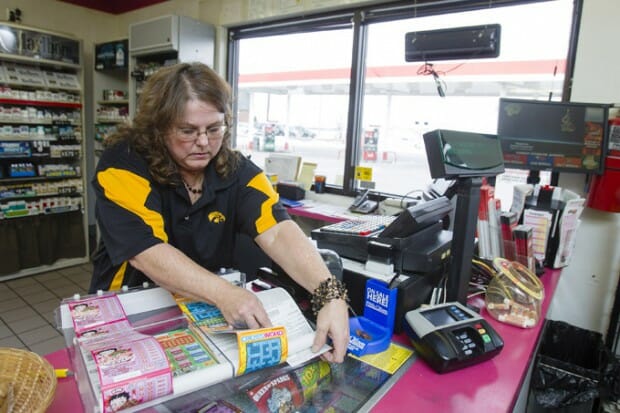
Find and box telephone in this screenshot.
[349,189,378,214]
[423,178,457,201]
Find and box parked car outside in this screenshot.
[289,126,316,139]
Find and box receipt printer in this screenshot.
[404,302,503,373]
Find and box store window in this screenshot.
[229,0,574,201]
[232,28,353,186]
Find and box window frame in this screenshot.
[226,0,582,196]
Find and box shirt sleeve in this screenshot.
[235,161,290,238]
[93,145,167,266]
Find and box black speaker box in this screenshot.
[276,182,305,201]
[405,24,500,62]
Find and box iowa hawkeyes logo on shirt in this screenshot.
[208,211,226,223]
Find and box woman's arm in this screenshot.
[255,220,350,363]
[129,243,271,329]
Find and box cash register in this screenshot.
[310,196,454,332]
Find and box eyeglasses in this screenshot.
[175,124,227,143]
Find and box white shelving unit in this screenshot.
[93,40,129,162]
[89,40,130,246]
[128,15,215,116]
[0,22,89,281]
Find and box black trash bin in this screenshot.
[527,320,604,413]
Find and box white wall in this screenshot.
[547,0,620,335]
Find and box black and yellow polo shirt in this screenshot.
[89,141,289,292]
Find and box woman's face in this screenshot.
[165,99,226,175]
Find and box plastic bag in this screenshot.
[531,355,600,408]
[529,320,605,409]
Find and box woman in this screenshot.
[90,62,349,362]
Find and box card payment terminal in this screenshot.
[404,302,503,373]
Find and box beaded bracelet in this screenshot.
[311,277,349,316]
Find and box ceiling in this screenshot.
[57,0,168,14]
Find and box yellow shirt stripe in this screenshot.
[247,172,280,234]
[109,261,128,291]
[97,167,168,242]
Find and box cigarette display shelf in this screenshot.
[0,22,89,281]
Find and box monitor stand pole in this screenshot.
[447,177,483,305]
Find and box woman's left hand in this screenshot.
[311,298,350,363]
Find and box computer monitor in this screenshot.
[497,98,611,175]
[422,129,505,305]
[423,129,505,179]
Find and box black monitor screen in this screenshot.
[497,98,610,174]
[424,129,505,179]
[422,307,470,327]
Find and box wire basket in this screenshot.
[0,347,57,413]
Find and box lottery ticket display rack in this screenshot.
[56,285,412,412]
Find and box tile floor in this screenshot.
[0,262,92,356]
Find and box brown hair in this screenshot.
[105,62,241,185]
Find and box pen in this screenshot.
[197,402,217,413]
[55,368,74,378]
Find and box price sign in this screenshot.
[354,166,373,181]
[58,186,76,194]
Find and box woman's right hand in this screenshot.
[214,283,272,329]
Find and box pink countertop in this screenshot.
[371,268,562,412]
[45,348,82,413]
[286,204,349,223]
[45,269,562,413]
